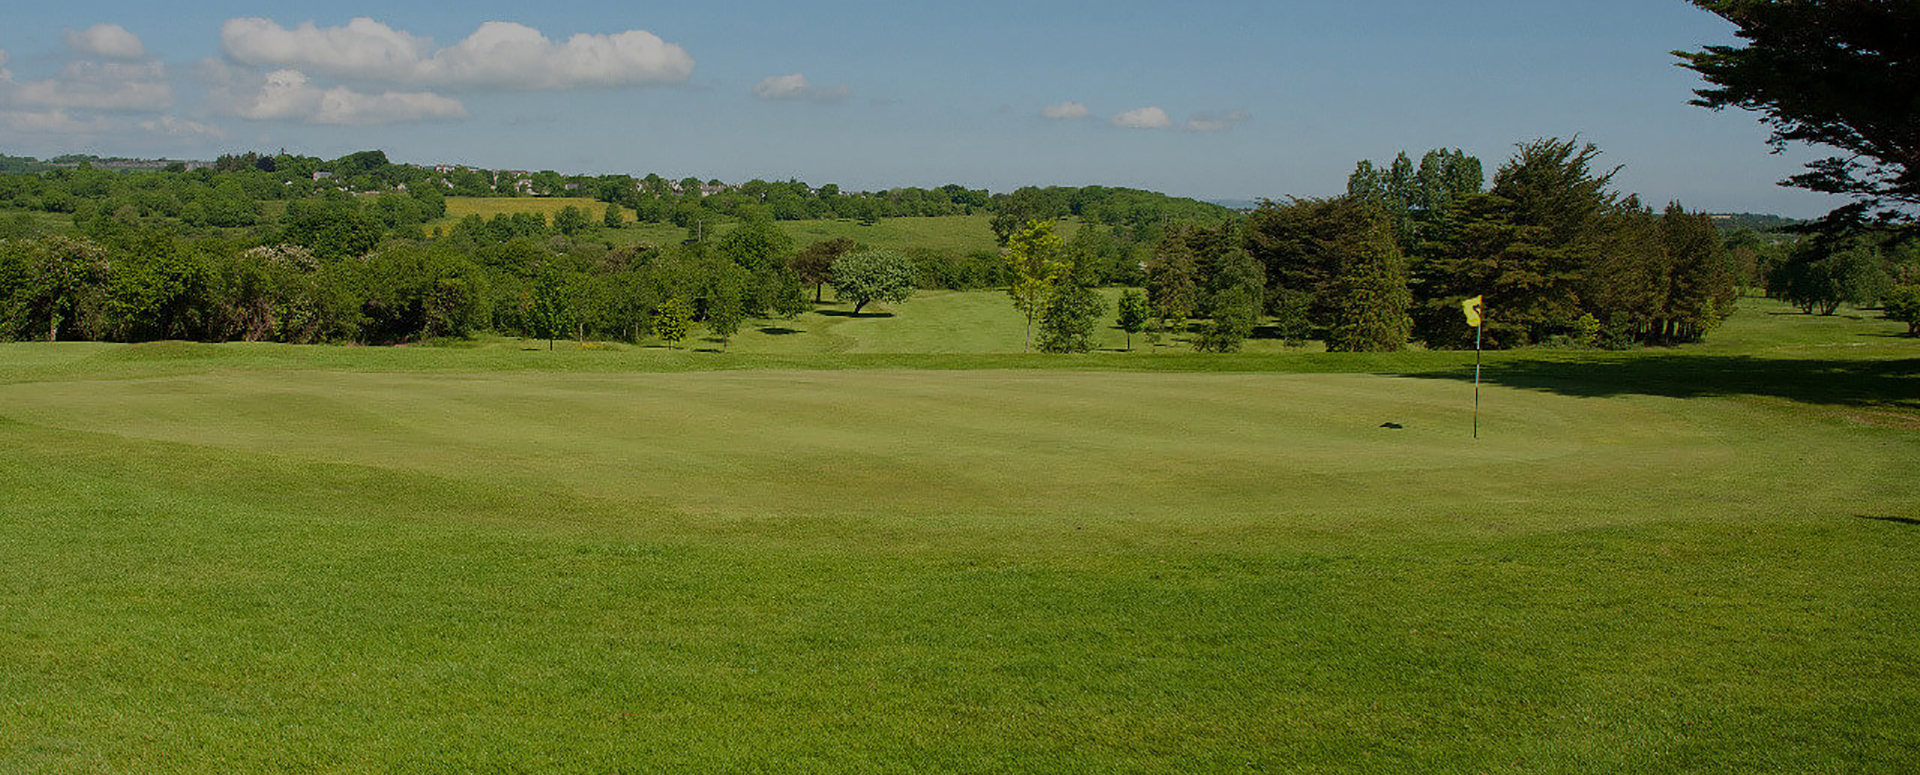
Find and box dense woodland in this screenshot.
[0,141,1914,351]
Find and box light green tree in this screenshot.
[1004,220,1068,351]
[528,266,575,351]
[829,249,917,314]
[652,297,692,349]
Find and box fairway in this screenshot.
[2,300,1917,773]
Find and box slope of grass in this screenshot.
[0,301,1916,773]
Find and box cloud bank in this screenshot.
[209,66,466,125]
[1041,101,1089,120]
[1110,106,1171,130]
[219,17,695,90]
[63,24,148,60]
[752,72,850,103]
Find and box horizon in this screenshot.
[0,0,1852,218]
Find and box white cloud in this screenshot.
[222,68,465,125]
[1041,101,1089,120]
[753,73,809,100]
[421,23,694,90]
[3,61,172,112]
[0,49,13,82]
[221,17,429,82]
[139,115,228,139]
[1184,110,1251,133]
[751,72,849,103]
[219,17,694,91]
[0,108,116,134]
[1110,106,1171,130]
[63,24,148,60]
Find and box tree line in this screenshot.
[4,138,1914,351]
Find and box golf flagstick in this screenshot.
[1463,295,1484,439]
[1473,321,1482,439]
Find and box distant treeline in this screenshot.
[0,149,1230,235]
[1,143,1912,349]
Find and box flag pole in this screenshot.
[1472,323,1482,440]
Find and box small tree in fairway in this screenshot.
[528,267,574,350]
[652,297,692,349]
[1115,289,1150,351]
[1036,282,1105,353]
[706,276,745,351]
[1004,220,1068,351]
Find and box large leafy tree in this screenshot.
[1676,0,1920,231]
[830,249,918,315]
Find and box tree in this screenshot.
[1242,196,1377,331]
[1883,284,1920,335]
[829,249,917,314]
[1144,232,1198,339]
[528,266,575,350]
[1771,236,1890,315]
[553,205,589,237]
[603,202,625,229]
[0,235,108,341]
[1416,139,1618,347]
[1003,220,1068,350]
[716,216,793,273]
[652,296,692,349]
[1115,289,1150,351]
[791,237,854,303]
[1036,282,1105,353]
[1325,219,1413,352]
[1677,1,1920,234]
[706,273,745,351]
[1193,288,1257,352]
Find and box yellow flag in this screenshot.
[1462,295,1484,328]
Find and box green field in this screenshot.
[2,298,1916,773]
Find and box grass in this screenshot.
[0,298,1916,773]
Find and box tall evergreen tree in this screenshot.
[1415,139,1617,348]
[1326,219,1413,352]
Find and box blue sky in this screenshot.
[0,0,1843,216]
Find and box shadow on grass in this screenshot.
[1399,354,1920,410]
[1857,514,1920,527]
[758,327,803,336]
[816,310,895,319]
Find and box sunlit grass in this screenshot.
[0,299,1915,773]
